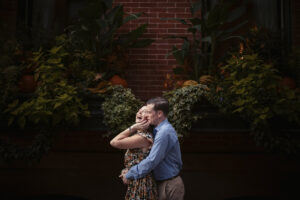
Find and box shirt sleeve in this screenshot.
[126,128,170,180]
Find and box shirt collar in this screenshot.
[154,118,168,133]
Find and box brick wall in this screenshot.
[114,0,193,100]
[1,0,300,100]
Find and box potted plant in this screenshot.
[163,0,247,84]
[66,0,154,86]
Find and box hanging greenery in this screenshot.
[163,84,209,137]
[0,130,53,161]
[101,86,143,136]
[212,53,300,155]
[5,35,90,129]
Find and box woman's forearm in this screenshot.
[110,126,134,147]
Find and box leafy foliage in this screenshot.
[165,0,247,80]
[67,0,154,79]
[0,30,22,114]
[5,36,90,129]
[0,131,53,161]
[101,86,143,136]
[163,84,209,137]
[214,53,300,154]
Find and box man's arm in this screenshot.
[125,129,170,180]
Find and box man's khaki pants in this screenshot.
[157,176,185,200]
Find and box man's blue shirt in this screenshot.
[126,119,183,181]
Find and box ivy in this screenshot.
[0,130,54,162]
[164,84,209,137]
[5,35,90,129]
[101,86,143,136]
[214,53,300,155]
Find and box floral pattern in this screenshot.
[124,131,158,200]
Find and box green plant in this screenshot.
[0,30,22,113]
[67,0,154,80]
[5,35,90,129]
[215,53,300,154]
[165,0,247,80]
[101,86,143,136]
[163,84,209,137]
[0,130,54,161]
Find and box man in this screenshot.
[123,97,185,200]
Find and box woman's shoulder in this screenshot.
[137,130,153,141]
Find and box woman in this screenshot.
[110,106,158,200]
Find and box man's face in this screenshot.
[145,104,159,126]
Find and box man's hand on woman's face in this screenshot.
[132,120,150,131]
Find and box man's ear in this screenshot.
[158,110,163,117]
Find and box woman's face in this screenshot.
[136,106,148,123]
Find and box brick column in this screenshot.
[115,0,193,100]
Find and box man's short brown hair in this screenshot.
[147,97,169,116]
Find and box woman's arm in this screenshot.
[110,121,151,149]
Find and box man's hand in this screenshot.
[132,120,150,132]
[119,168,129,184]
[122,173,129,184]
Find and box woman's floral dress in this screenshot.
[124,131,158,200]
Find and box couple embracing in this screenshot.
[110,97,185,200]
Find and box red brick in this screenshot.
[158,23,176,28]
[158,3,176,8]
[148,49,168,55]
[132,8,149,13]
[146,12,158,18]
[139,3,157,8]
[159,13,176,18]
[176,3,191,7]
[148,23,158,28]
[175,13,192,19]
[168,28,187,33]
[150,8,168,13]
[176,23,189,29]
[149,18,168,24]
[148,60,168,65]
[116,0,133,2]
[122,3,138,7]
[168,8,186,13]
[148,28,167,33]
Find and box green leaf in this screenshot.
[120,24,149,47]
[54,102,62,109]
[233,107,244,113]
[47,58,62,64]
[202,36,212,43]
[171,46,185,65]
[123,13,142,24]
[49,45,63,54]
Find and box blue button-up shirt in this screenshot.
[126,119,183,181]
